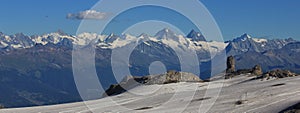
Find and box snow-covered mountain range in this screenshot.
[0,29,296,57]
[0,29,227,55]
[0,29,298,75]
[0,29,299,108]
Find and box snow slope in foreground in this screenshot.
[2,75,300,113]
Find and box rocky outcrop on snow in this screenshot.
[225,56,263,79]
[252,65,263,76]
[104,70,202,96]
[259,69,298,80]
[146,70,202,84]
[226,56,235,73]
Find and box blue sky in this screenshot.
[0,0,299,40]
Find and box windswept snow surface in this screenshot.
[2,75,300,113]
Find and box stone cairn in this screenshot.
[225,56,263,79]
[226,56,235,74]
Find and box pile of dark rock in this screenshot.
[259,69,298,80]
[225,56,263,79]
[104,70,202,96]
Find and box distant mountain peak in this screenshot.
[155,28,177,40]
[138,33,150,38]
[156,28,174,34]
[232,33,252,42]
[108,33,115,37]
[187,30,199,37]
[162,28,171,33]
[105,33,119,43]
[186,29,206,41]
[56,29,68,36]
[241,33,251,39]
[15,32,25,36]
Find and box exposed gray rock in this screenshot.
[146,70,202,85]
[104,71,202,96]
[104,76,150,97]
[260,69,298,80]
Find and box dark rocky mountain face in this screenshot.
[186,30,206,41]
[0,45,114,108]
[225,34,297,56]
[0,45,80,108]
[129,40,181,76]
[233,42,300,73]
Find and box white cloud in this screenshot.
[67,10,109,20]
